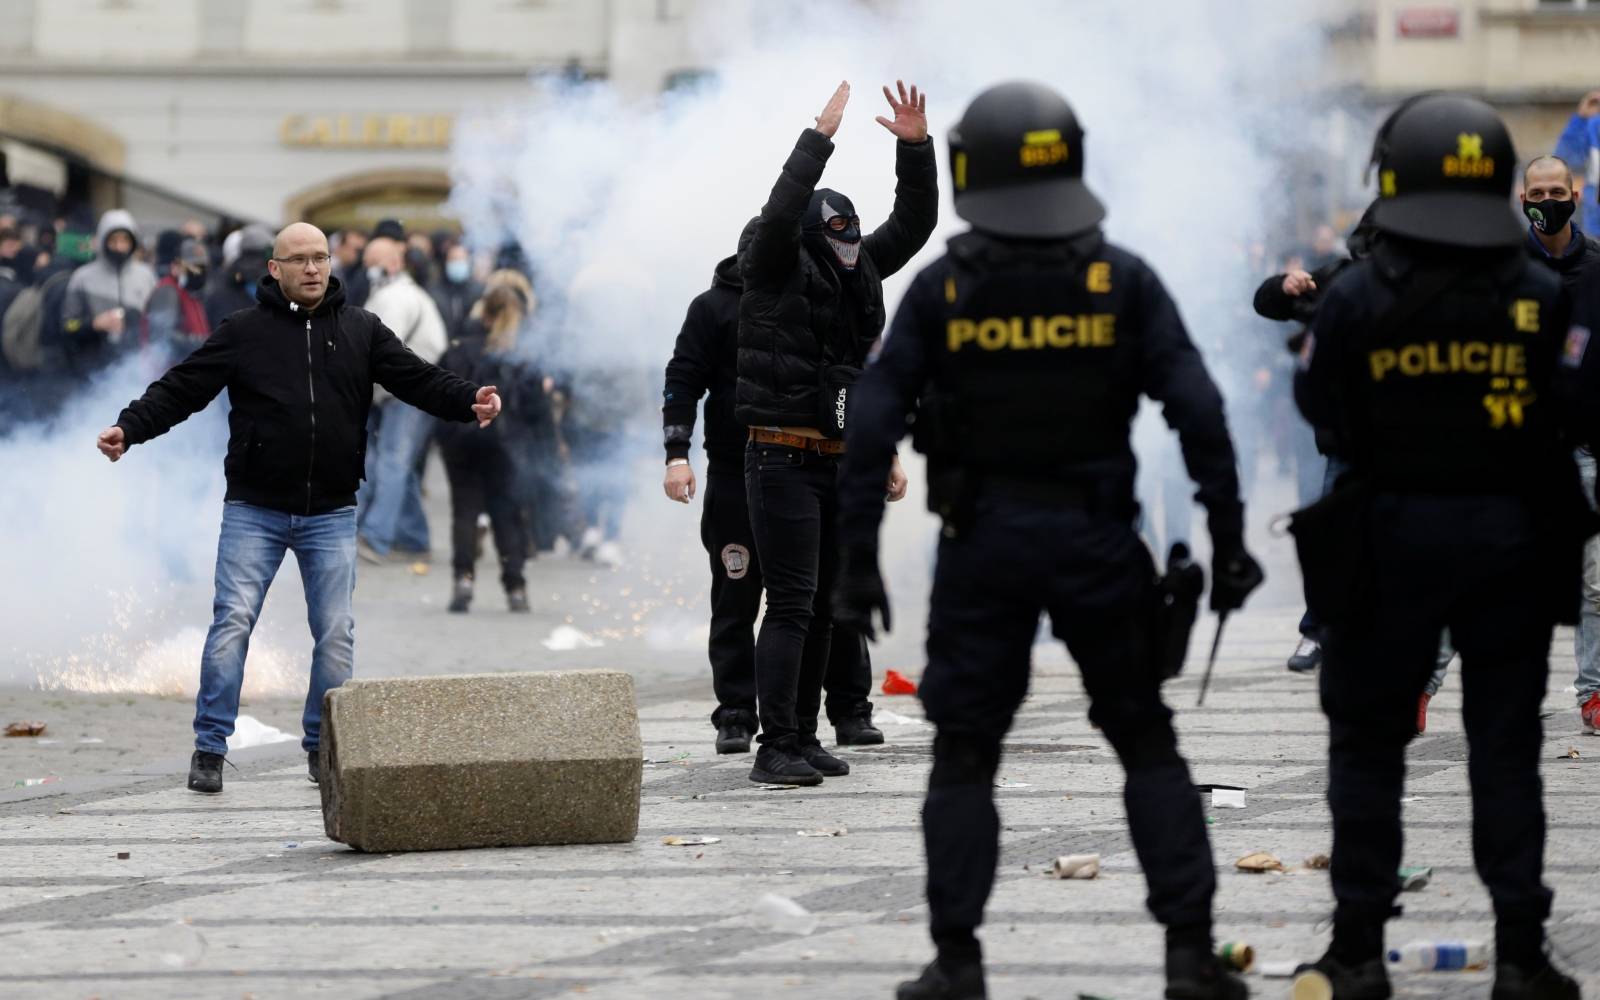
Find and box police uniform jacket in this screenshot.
[837,229,1244,548]
[735,128,938,428]
[1296,238,1573,493]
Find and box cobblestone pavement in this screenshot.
[2,606,1596,1000]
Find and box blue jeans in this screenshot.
[194,501,357,755]
[356,401,432,555]
[1576,449,1600,702]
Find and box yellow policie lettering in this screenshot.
[1019,129,1069,169]
[1512,299,1540,333]
[1086,262,1112,294]
[1483,376,1535,429]
[1367,341,1525,381]
[946,314,1117,352]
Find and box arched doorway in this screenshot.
[284,168,456,234]
[0,94,129,220]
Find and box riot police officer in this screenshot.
[1292,94,1586,999]
[834,81,1264,1000]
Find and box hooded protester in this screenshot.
[59,209,158,373]
[733,80,935,787]
[143,233,212,366]
[665,221,884,757]
[205,224,273,331]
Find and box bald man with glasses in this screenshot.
[97,222,503,795]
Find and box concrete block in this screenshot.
[320,671,642,852]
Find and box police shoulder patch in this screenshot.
[1562,325,1591,369]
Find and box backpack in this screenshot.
[1,285,44,371]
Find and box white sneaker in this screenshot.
[1287,636,1321,674]
[595,541,623,568]
[578,526,603,560]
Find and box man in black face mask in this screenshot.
[735,80,936,786]
[1523,155,1600,293]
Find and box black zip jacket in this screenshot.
[663,252,744,475]
[736,128,938,427]
[1526,225,1600,297]
[115,275,480,514]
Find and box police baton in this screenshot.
[1195,610,1230,708]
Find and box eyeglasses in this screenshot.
[825,215,860,233]
[273,254,332,269]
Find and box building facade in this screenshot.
[0,0,716,229]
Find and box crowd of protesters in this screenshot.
[0,198,637,611]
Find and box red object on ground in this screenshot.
[882,670,918,696]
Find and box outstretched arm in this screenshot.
[862,81,938,279]
[741,82,849,287]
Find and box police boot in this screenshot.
[894,959,986,1000]
[1491,958,1580,1000]
[1290,952,1391,1000]
[835,710,885,746]
[715,712,754,755]
[1165,947,1248,1000]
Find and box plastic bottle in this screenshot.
[1386,941,1490,971]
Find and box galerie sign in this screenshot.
[281,114,453,149]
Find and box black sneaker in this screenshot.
[307,750,321,785]
[448,575,472,613]
[749,744,823,787]
[715,720,753,755]
[1492,960,1580,1000]
[1291,951,1391,1000]
[506,588,530,613]
[800,742,850,776]
[187,750,224,794]
[834,712,884,746]
[1166,946,1248,1000]
[1287,637,1322,674]
[896,960,987,1000]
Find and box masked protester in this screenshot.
[429,242,483,339]
[144,233,212,367]
[1518,154,1600,741]
[205,224,272,331]
[734,80,935,787]
[59,209,158,373]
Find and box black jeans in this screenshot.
[1320,493,1554,955]
[703,470,762,726]
[706,467,873,730]
[919,494,1215,949]
[442,438,528,591]
[745,442,840,747]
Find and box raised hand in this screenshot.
[875,80,927,143]
[815,81,850,138]
[1579,90,1600,118]
[472,385,502,428]
[97,426,126,463]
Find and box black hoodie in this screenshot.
[115,275,480,514]
[662,250,746,475]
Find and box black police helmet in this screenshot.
[1368,93,1522,248]
[949,81,1105,238]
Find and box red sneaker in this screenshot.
[1416,692,1432,735]
[1581,692,1600,736]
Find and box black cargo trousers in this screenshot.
[918,492,1217,957]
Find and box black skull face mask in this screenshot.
[804,189,862,274]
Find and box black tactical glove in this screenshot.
[833,545,892,640]
[1210,536,1265,614]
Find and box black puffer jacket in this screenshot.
[735,128,937,428]
[115,275,480,514]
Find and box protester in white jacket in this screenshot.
[356,231,449,561]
